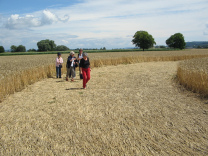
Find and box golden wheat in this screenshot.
[1,49,208,102]
[177,57,208,97]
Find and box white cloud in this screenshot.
[52,0,208,38]
[41,10,58,25]
[5,10,69,29]
[203,22,208,35]
[1,0,208,49]
[62,40,69,44]
[204,31,208,35]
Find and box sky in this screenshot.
[0,0,208,50]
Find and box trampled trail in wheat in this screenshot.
[1,61,208,155]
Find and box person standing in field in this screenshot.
[56,52,63,78]
[80,52,91,89]
[66,51,77,81]
[77,48,83,79]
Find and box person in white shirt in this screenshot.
[56,52,63,78]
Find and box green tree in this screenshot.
[55,45,69,51]
[132,31,156,51]
[37,39,56,51]
[11,45,17,52]
[16,45,26,52]
[27,48,37,52]
[0,46,5,53]
[166,33,186,49]
[11,45,26,52]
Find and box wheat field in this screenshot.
[1,49,208,155]
[177,57,208,97]
[1,49,208,102]
[0,61,208,155]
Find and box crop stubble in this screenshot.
[0,61,208,155]
[0,49,208,155]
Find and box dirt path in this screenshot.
[1,62,208,155]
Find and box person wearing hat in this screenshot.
[80,52,91,89]
[66,51,77,81]
[56,52,63,78]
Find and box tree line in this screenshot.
[0,39,70,53]
[132,31,186,51]
[0,31,186,53]
[186,41,208,48]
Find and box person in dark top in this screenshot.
[77,49,83,79]
[80,52,91,89]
